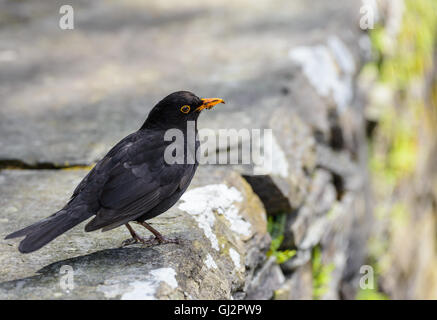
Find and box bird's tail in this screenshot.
[4,206,92,253]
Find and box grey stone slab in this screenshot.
[0,166,270,299]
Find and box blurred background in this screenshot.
[0,0,436,300]
[358,0,437,300]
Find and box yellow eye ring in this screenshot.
[180,105,190,114]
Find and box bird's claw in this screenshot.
[121,237,139,247]
[121,235,181,247]
[156,236,181,245]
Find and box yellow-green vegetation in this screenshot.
[312,245,334,300]
[371,0,437,87]
[363,0,437,299]
[356,283,389,300]
[369,0,437,185]
[355,237,389,300]
[266,213,296,264]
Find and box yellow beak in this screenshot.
[196,98,225,112]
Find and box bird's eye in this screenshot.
[180,105,190,114]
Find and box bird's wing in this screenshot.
[84,130,191,231]
[70,131,141,202]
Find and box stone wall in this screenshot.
[0,0,370,299]
[361,0,437,299]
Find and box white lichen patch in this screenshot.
[149,268,178,289]
[179,184,249,250]
[97,280,126,299]
[97,267,178,300]
[121,280,157,300]
[327,36,355,75]
[229,248,242,270]
[219,204,251,237]
[205,253,218,269]
[288,36,355,112]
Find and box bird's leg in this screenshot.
[121,222,180,247]
[121,223,156,247]
[138,221,180,244]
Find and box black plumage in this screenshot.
[5,91,224,253]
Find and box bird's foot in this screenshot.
[120,237,140,247]
[121,235,181,247]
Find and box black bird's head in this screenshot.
[142,91,225,130]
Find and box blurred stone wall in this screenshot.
[361,0,437,300]
[0,0,375,299]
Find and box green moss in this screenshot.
[326,201,341,220]
[355,252,389,300]
[356,287,389,300]
[361,0,437,300]
[367,0,437,266]
[368,0,437,183]
[376,0,437,86]
[312,245,334,300]
[266,214,296,264]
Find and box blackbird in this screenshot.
[5,91,224,253]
